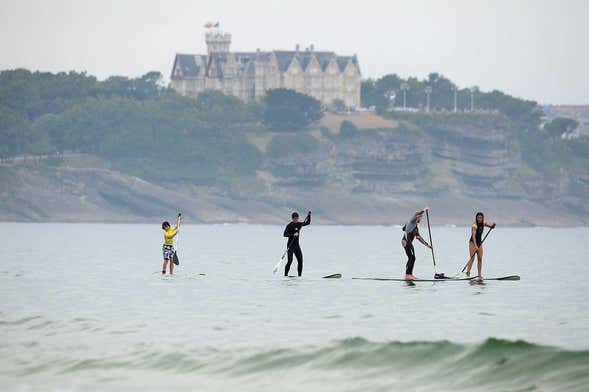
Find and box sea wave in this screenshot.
[4,337,588,391]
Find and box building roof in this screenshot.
[273,51,296,72]
[337,56,351,72]
[172,49,358,79]
[298,54,312,70]
[314,52,337,71]
[172,54,205,79]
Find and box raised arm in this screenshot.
[302,211,311,226]
[171,213,182,237]
[412,208,427,222]
[406,208,426,229]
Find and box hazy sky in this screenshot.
[1,0,588,104]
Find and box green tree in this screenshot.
[196,90,247,129]
[134,71,166,99]
[0,106,50,159]
[544,117,579,138]
[361,74,402,111]
[360,79,377,108]
[0,69,99,119]
[426,73,456,110]
[98,72,167,100]
[339,120,358,138]
[263,88,323,131]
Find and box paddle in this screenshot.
[172,213,181,266]
[459,226,494,274]
[272,239,293,275]
[425,209,443,278]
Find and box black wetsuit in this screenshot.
[283,215,311,276]
[401,214,429,275]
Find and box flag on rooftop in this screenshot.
[204,21,220,29]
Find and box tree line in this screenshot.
[0,68,585,183]
[361,72,543,128]
[0,69,326,185]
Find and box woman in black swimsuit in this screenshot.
[465,212,496,279]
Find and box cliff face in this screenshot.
[253,112,588,225]
[1,112,587,226]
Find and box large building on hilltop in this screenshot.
[170,30,361,108]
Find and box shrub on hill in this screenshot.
[263,88,323,131]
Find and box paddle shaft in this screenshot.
[425,210,436,269]
[461,227,494,273]
[175,216,181,249]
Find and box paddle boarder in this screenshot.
[283,211,311,277]
[162,213,182,275]
[465,212,496,279]
[402,208,433,280]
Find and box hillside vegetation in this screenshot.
[0,69,588,224]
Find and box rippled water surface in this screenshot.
[1,223,588,391]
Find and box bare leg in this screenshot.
[170,256,175,275]
[162,260,168,275]
[476,245,484,279]
[466,242,477,276]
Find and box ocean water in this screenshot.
[1,223,588,391]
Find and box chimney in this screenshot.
[310,44,314,52]
[295,44,300,52]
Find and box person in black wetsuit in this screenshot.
[401,208,432,280]
[465,212,496,279]
[283,211,311,277]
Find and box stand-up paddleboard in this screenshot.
[352,277,474,282]
[284,273,342,279]
[480,275,520,281]
[352,275,519,282]
[153,272,206,279]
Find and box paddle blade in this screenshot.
[323,273,342,279]
[496,275,520,280]
[272,260,282,275]
[172,252,180,266]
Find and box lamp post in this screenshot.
[401,82,409,109]
[425,86,432,113]
[469,87,477,112]
[452,86,458,113]
[386,90,396,111]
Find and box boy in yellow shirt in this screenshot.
[162,213,182,275]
